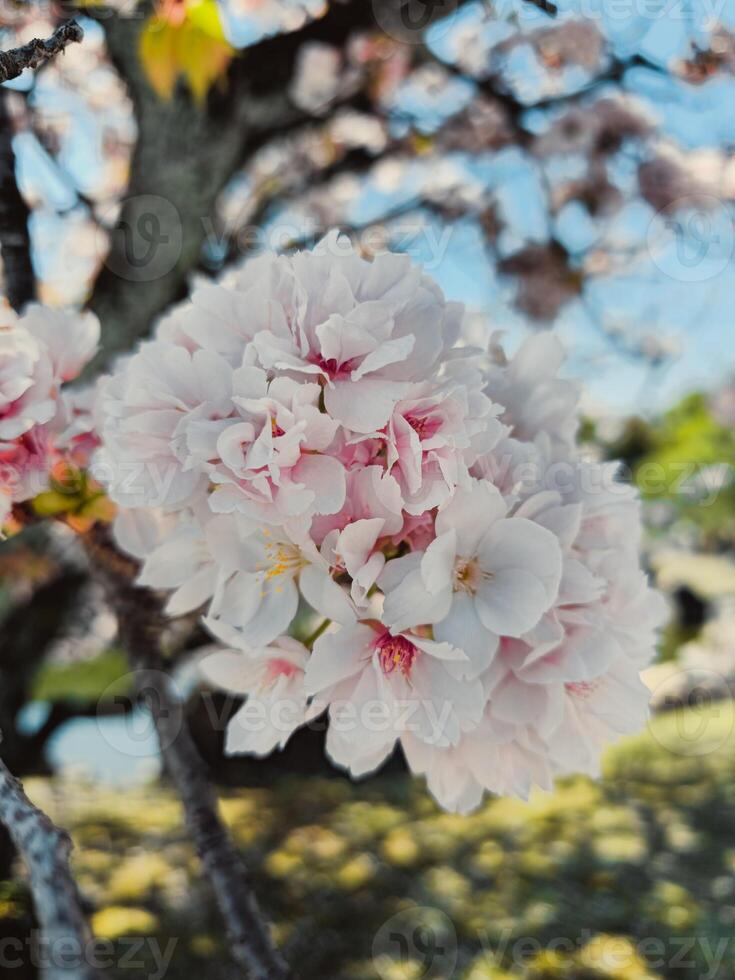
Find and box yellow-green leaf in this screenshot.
[32,491,77,517]
[139,16,181,100]
[78,494,117,523]
[138,1,233,104]
[185,0,228,40]
[178,22,233,104]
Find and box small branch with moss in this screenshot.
[0,21,84,84]
[0,756,102,980]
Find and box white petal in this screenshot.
[382,567,451,632]
[137,526,203,589]
[434,592,498,677]
[299,565,356,625]
[207,576,299,649]
[350,333,415,380]
[378,552,421,593]
[113,509,168,560]
[490,675,550,726]
[326,724,396,778]
[225,697,306,757]
[291,454,346,515]
[325,378,410,432]
[337,517,385,578]
[436,480,507,555]
[411,635,468,662]
[304,624,372,695]
[478,516,562,605]
[200,650,260,695]
[475,567,549,637]
[165,566,218,616]
[559,558,605,605]
[239,578,299,647]
[420,529,456,595]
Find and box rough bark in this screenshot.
[86,0,468,367]
[0,94,35,311]
[138,665,296,980]
[86,13,304,369]
[0,757,101,980]
[0,21,83,84]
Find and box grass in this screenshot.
[4,703,735,979]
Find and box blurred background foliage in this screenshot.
[3,703,735,979]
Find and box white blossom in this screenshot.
[95,235,664,812]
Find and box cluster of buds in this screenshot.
[0,302,107,536]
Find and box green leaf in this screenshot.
[31,648,131,703]
[32,491,77,517]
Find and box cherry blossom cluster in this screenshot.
[100,234,666,813]
[0,302,100,534]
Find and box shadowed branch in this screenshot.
[0,94,35,311]
[82,527,295,980]
[0,756,102,980]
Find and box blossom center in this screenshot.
[376,631,418,678]
[262,535,307,580]
[566,680,602,700]
[453,557,490,595]
[264,658,300,684]
[312,354,356,380]
[406,412,441,440]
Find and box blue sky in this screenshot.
[4,1,735,418]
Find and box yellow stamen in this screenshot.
[262,539,308,581]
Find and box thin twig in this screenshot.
[0,21,84,84]
[83,527,295,980]
[0,756,101,980]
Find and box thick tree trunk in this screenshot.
[87,0,467,367]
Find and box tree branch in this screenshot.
[138,665,295,980]
[82,527,295,980]
[0,93,35,311]
[0,21,84,84]
[0,756,101,980]
[0,21,83,309]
